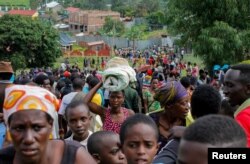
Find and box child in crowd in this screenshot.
[120,114,159,164]
[87,131,126,164]
[65,101,92,149]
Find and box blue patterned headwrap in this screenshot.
[154,81,188,107]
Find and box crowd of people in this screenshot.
[0,46,250,164]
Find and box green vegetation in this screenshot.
[0,15,61,70]
[62,0,168,18]
[183,54,204,68]
[141,29,167,40]
[240,60,250,64]
[0,0,30,7]
[72,44,87,51]
[165,0,250,70]
[54,57,84,70]
[99,17,125,37]
[53,56,111,71]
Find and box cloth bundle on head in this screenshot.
[154,81,188,107]
[102,57,136,91]
[3,85,59,139]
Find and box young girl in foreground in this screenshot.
[120,114,159,164]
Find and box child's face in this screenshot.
[151,79,159,89]
[99,134,127,164]
[66,105,91,141]
[122,123,159,164]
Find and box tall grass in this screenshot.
[0,0,30,7]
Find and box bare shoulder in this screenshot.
[128,109,135,116]
[47,140,64,163]
[49,140,64,150]
[75,147,97,164]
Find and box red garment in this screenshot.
[235,106,250,147]
[149,57,155,65]
[163,57,168,65]
[147,69,153,76]
[101,61,106,69]
[103,108,129,134]
[64,71,71,78]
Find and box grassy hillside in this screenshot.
[183,54,204,68]
[0,0,30,7]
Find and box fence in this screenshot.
[75,35,175,50]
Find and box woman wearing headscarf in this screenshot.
[149,81,190,152]
[0,85,96,164]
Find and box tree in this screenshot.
[165,0,250,70]
[125,25,144,49]
[135,0,160,17]
[100,17,125,37]
[0,15,61,70]
[146,11,166,30]
[195,21,243,69]
[74,0,106,9]
[86,0,106,9]
[30,0,43,9]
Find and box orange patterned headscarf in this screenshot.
[3,85,59,139]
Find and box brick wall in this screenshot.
[69,10,120,33]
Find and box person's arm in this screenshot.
[58,98,67,138]
[128,109,135,116]
[144,99,149,114]
[132,91,140,113]
[83,82,104,117]
[142,90,149,113]
[58,114,65,139]
[75,147,97,164]
[153,139,179,164]
[0,113,3,123]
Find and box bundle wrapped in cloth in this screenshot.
[102,57,136,91]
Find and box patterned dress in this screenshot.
[103,107,130,134]
[142,88,161,113]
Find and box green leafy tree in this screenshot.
[111,0,135,16]
[135,0,159,17]
[101,17,125,37]
[195,21,243,68]
[125,25,144,49]
[67,0,106,9]
[30,0,42,9]
[84,0,106,9]
[146,11,166,30]
[111,0,124,14]
[166,0,250,69]
[0,15,61,69]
